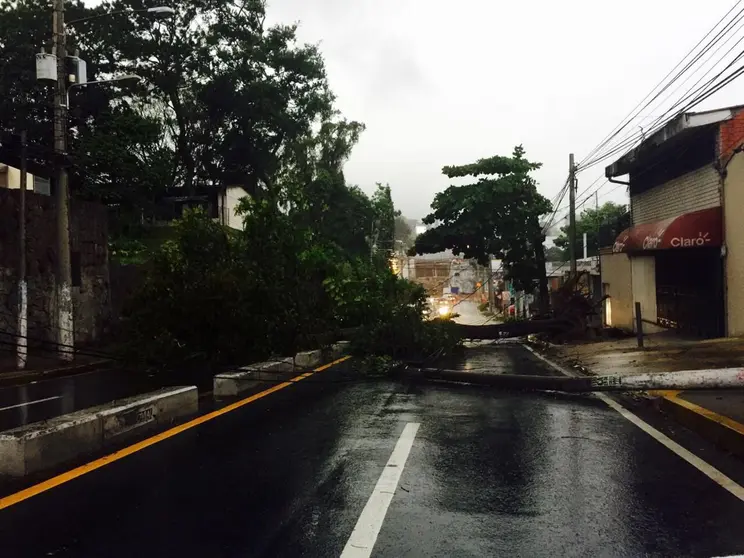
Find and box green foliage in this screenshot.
[0,0,336,237]
[353,313,463,362]
[371,183,398,259]
[0,0,462,367]
[123,208,251,364]
[109,237,148,265]
[545,245,565,262]
[125,181,460,368]
[554,202,628,258]
[410,146,552,304]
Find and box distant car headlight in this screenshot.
[438,306,450,317]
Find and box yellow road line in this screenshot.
[661,391,744,437]
[0,355,351,511]
[646,389,682,398]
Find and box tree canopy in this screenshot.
[0,0,335,230]
[553,202,628,258]
[410,146,552,305]
[0,0,465,366]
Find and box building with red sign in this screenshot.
[601,105,744,338]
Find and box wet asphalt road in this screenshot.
[2,344,744,557]
[0,367,153,432]
[452,299,486,326]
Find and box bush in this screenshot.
[124,207,461,370]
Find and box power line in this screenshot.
[579,0,744,168]
[542,175,571,234]
[580,40,744,174]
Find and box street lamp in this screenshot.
[67,6,175,25]
[66,74,142,107]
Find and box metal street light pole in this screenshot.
[66,6,175,25]
[50,3,172,361]
[66,75,142,107]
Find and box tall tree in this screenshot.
[545,245,565,262]
[371,183,397,259]
[0,0,334,210]
[80,0,334,195]
[0,0,167,217]
[281,118,373,258]
[410,146,552,313]
[554,202,628,258]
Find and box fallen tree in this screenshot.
[454,319,571,339]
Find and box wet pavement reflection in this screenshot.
[0,347,743,557]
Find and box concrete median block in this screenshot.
[214,360,293,397]
[331,341,351,359]
[0,410,102,476]
[214,345,349,399]
[98,386,198,441]
[0,386,197,477]
[294,350,322,369]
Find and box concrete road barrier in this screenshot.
[214,344,351,398]
[213,360,295,397]
[330,341,351,359]
[98,387,198,441]
[294,350,322,369]
[0,386,197,476]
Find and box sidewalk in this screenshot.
[543,332,744,458]
[0,351,112,387]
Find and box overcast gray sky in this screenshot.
[266,0,744,224]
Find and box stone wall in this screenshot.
[0,189,110,345]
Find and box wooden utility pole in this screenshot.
[568,153,577,277]
[17,131,27,370]
[53,0,74,361]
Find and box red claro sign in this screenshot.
[613,207,722,253]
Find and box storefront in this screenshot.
[611,206,724,338]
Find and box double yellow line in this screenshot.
[0,355,351,511]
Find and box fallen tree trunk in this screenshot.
[454,319,570,339]
[294,326,361,349]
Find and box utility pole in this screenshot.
[488,265,495,314]
[53,0,74,360]
[568,153,577,277]
[17,131,27,370]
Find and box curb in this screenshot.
[525,340,744,459]
[0,386,197,476]
[0,359,114,388]
[657,393,744,459]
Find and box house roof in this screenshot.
[605,105,744,178]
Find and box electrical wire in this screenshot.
[579,0,744,168]
[542,176,571,234]
[579,39,744,174]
